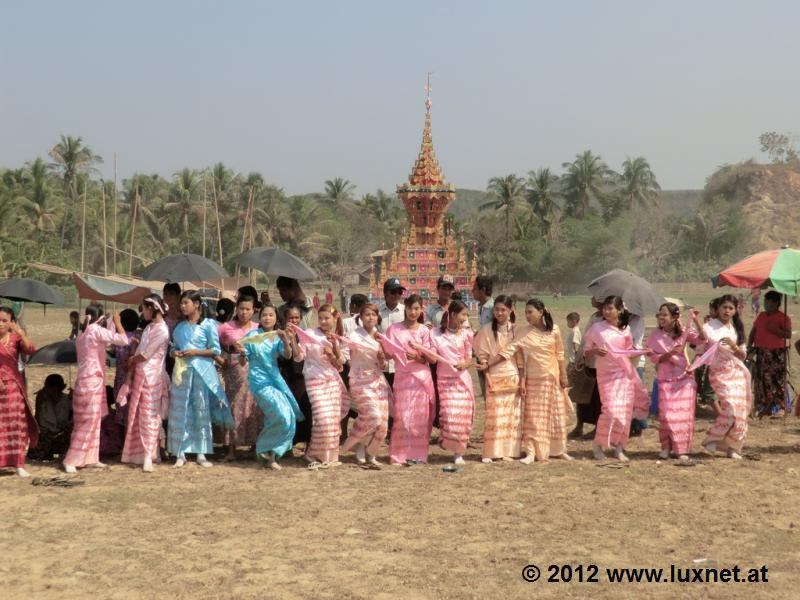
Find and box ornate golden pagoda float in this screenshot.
[370,79,477,300]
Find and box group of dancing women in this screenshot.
[0,275,756,477]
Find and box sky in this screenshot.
[2,1,799,195]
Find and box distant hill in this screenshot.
[447,188,703,220]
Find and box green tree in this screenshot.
[48,135,102,250]
[481,174,525,238]
[323,177,356,206]
[16,158,58,256]
[165,168,201,253]
[525,168,560,242]
[618,156,660,210]
[560,150,615,219]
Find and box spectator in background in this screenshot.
[325,287,334,306]
[343,294,368,336]
[276,276,314,330]
[339,286,349,313]
[564,312,582,366]
[425,275,455,328]
[749,290,792,416]
[312,292,321,312]
[68,310,80,340]
[472,276,495,328]
[379,278,407,389]
[751,288,762,315]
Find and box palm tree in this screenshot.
[48,135,103,249]
[323,177,356,206]
[481,174,525,238]
[560,150,615,218]
[619,156,660,210]
[16,158,58,256]
[525,168,560,241]
[165,168,201,253]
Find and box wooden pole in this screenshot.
[80,181,87,272]
[236,187,254,281]
[202,173,207,258]
[211,172,224,265]
[113,153,118,274]
[101,182,108,276]
[128,186,139,275]
[249,189,256,286]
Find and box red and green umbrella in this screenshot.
[713,247,800,295]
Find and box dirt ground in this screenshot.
[2,302,800,599]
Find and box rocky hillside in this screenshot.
[705,162,800,250]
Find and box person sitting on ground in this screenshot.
[31,374,72,460]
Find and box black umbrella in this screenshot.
[230,247,318,281]
[587,269,665,317]
[28,340,77,365]
[0,278,64,305]
[140,253,229,282]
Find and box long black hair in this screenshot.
[441,299,468,333]
[602,295,630,329]
[404,294,425,324]
[659,302,682,339]
[717,293,745,345]
[180,290,207,324]
[81,303,104,331]
[492,294,516,340]
[527,298,553,332]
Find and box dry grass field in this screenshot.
[2,297,800,599]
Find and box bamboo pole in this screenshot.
[101,182,108,276]
[236,187,254,281]
[80,181,87,272]
[210,172,224,265]
[113,153,118,274]
[249,189,256,286]
[202,173,207,258]
[128,186,139,275]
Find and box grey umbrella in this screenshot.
[28,340,77,365]
[587,269,665,317]
[0,278,64,305]
[230,247,318,281]
[140,253,229,282]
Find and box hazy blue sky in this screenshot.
[2,1,798,195]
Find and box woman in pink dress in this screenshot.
[341,303,390,465]
[0,307,37,477]
[64,306,131,473]
[430,300,475,465]
[382,294,436,465]
[217,295,260,461]
[119,295,171,472]
[700,294,751,459]
[646,303,706,461]
[290,303,349,467]
[582,296,651,462]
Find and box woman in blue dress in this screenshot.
[168,290,233,468]
[237,303,304,470]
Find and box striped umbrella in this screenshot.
[713,247,800,295]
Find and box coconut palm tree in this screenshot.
[165,168,201,253]
[323,177,356,206]
[16,158,58,256]
[481,174,525,238]
[560,150,615,219]
[619,156,660,210]
[525,168,560,242]
[48,135,103,249]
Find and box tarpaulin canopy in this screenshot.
[72,273,156,304]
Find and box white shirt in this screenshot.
[342,316,359,337]
[703,319,747,363]
[629,315,646,369]
[379,302,405,373]
[564,325,582,364]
